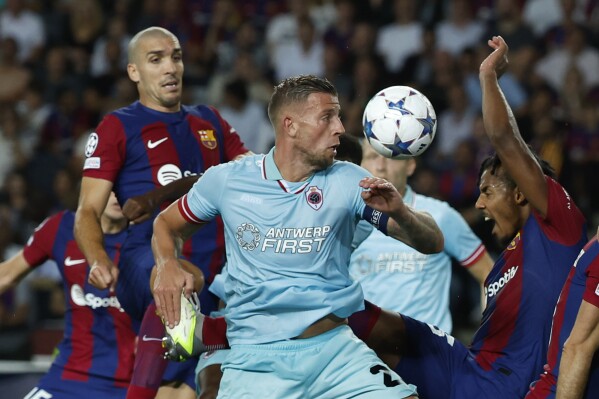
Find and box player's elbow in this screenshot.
[420,230,444,254]
[434,234,445,253]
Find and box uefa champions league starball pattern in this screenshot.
[362,86,437,159]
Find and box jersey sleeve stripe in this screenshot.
[178,194,205,224]
[460,243,486,268]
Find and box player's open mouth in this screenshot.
[163,81,178,89]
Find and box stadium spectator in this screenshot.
[0,0,45,65]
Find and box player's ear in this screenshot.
[283,114,297,138]
[127,63,139,83]
[514,187,528,206]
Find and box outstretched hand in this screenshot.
[359,177,406,218]
[480,35,509,79]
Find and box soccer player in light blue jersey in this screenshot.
[350,141,494,333]
[151,75,444,398]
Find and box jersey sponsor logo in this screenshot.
[236,223,261,250]
[262,225,331,253]
[595,283,599,297]
[64,256,86,267]
[305,186,323,210]
[147,137,169,149]
[157,164,183,186]
[84,132,99,157]
[485,266,519,298]
[198,129,217,149]
[351,252,428,275]
[71,284,125,312]
[156,164,198,186]
[83,156,101,170]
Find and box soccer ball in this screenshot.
[362,86,437,159]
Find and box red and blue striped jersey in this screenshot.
[82,101,248,307]
[469,177,587,390]
[22,211,134,386]
[527,237,599,398]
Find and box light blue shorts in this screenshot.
[217,325,417,398]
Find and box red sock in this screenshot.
[201,315,229,349]
[348,300,382,341]
[126,302,168,399]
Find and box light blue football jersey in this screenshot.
[183,150,371,345]
[349,186,485,333]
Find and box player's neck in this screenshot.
[273,148,314,182]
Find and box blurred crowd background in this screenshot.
[0,0,598,360]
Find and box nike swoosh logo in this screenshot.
[142,335,164,342]
[64,257,86,267]
[147,137,168,149]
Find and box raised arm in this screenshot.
[479,36,548,217]
[122,175,200,224]
[556,299,599,399]
[0,251,31,294]
[360,177,443,254]
[151,199,205,328]
[74,177,116,290]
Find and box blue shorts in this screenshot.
[394,316,519,399]
[25,364,127,399]
[217,325,417,398]
[116,245,155,325]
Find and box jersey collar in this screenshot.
[261,147,312,194]
[262,147,283,180]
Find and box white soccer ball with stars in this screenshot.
[362,85,437,159]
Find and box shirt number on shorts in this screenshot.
[427,323,455,346]
[24,387,53,399]
[370,364,400,388]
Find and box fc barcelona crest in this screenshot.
[198,130,217,149]
[507,232,520,251]
[305,186,323,210]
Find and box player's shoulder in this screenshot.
[33,210,72,237]
[183,103,223,119]
[412,192,464,226]
[96,102,139,132]
[205,154,263,176]
[329,160,369,178]
[412,192,452,213]
[47,210,73,226]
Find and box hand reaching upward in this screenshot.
[480,35,509,79]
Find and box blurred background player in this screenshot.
[350,141,494,333]
[74,27,250,399]
[0,192,134,399]
[526,227,599,398]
